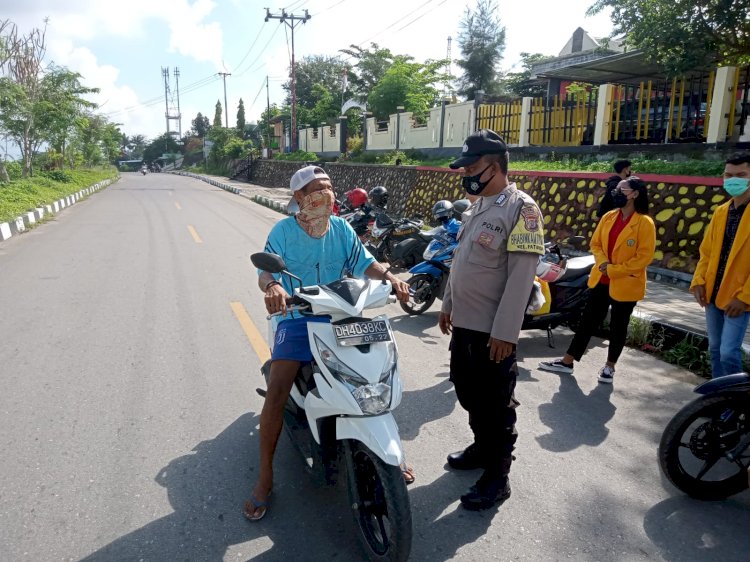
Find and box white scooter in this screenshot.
[251,252,412,562]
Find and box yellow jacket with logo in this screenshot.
[588,210,656,302]
[690,201,750,309]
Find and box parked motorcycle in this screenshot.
[658,372,750,500]
[366,212,428,268]
[399,201,462,315]
[522,236,595,346]
[251,252,413,561]
[399,221,458,315]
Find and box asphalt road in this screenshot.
[1,172,748,562]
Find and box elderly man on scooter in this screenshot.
[245,165,410,521]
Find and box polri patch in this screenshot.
[477,232,495,247]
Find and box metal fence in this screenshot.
[528,90,598,146]
[476,100,523,144]
[607,73,715,144]
[729,66,750,140]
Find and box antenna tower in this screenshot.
[162,66,182,139]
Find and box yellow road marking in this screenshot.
[175,202,182,210]
[230,301,271,363]
[187,225,202,243]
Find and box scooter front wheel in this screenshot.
[344,440,412,562]
[658,394,750,500]
[399,274,437,315]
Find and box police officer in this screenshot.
[439,129,545,510]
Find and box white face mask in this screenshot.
[296,189,335,238]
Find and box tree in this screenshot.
[367,57,447,122]
[259,103,281,148]
[499,53,553,98]
[37,66,98,168]
[236,98,246,136]
[213,100,223,128]
[0,19,48,177]
[142,132,180,164]
[283,55,347,125]
[340,43,395,104]
[191,112,210,138]
[588,0,750,75]
[455,0,506,99]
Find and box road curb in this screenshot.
[0,177,118,244]
[169,171,289,214]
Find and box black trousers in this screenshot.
[449,326,519,480]
[567,283,637,364]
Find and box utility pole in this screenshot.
[265,8,311,151]
[174,67,182,138]
[445,36,452,97]
[266,75,271,155]
[162,67,170,135]
[218,72,231,128]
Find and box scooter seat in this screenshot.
[557,255,595,282]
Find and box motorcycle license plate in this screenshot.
[333,320,391,346]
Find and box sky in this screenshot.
[2,0,614,142]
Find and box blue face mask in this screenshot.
[724,177,750,198]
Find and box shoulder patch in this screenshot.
[507,204,545,254]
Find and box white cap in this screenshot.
[289,165,330,193]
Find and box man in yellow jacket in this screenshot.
[690,153,750,377]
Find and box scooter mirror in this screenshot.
[567,236,586,249]
[251,252,287,273]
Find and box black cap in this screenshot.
[449,129,508,169]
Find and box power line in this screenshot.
[348,0,436,55]
[231,26,268,71]
[312,0,351,17]
[235,24,282,77]
[395,0,450,33]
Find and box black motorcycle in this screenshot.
[658,372,750,500]
[366,212,432,268]
[522,237,595,346]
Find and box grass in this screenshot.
[343,150,725,176]
[0,167,118,223]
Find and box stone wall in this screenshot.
[248,160,726,273]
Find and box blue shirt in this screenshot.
[261,215,376,298]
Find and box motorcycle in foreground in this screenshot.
[522,236,595,347]
[658,372,750,500]
[251,252,412,561]
[400,219,460,315]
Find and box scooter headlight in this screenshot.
[315,336,393,415]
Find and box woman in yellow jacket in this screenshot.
[539,177,656,383]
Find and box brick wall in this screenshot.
[249,160,726,273]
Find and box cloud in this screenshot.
[5,1,226,138]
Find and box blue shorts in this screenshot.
[271,316,331,362]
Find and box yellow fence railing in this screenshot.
[476,101,523,144]
[528,93,598,146]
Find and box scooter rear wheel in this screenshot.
[399,274,437,315]
[345,441,412,562]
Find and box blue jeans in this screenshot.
[705,304,750,378]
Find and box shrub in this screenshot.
[43,170,73,183]
[275,150,318,162]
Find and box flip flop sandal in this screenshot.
[243,492,271,522]
[400,463,416,485]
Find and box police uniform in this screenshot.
[442,182,545,485]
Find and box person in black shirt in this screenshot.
[597,160,632,219]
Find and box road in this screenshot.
[1,172,748,562]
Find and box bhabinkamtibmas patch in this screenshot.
[507,205,545,254]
